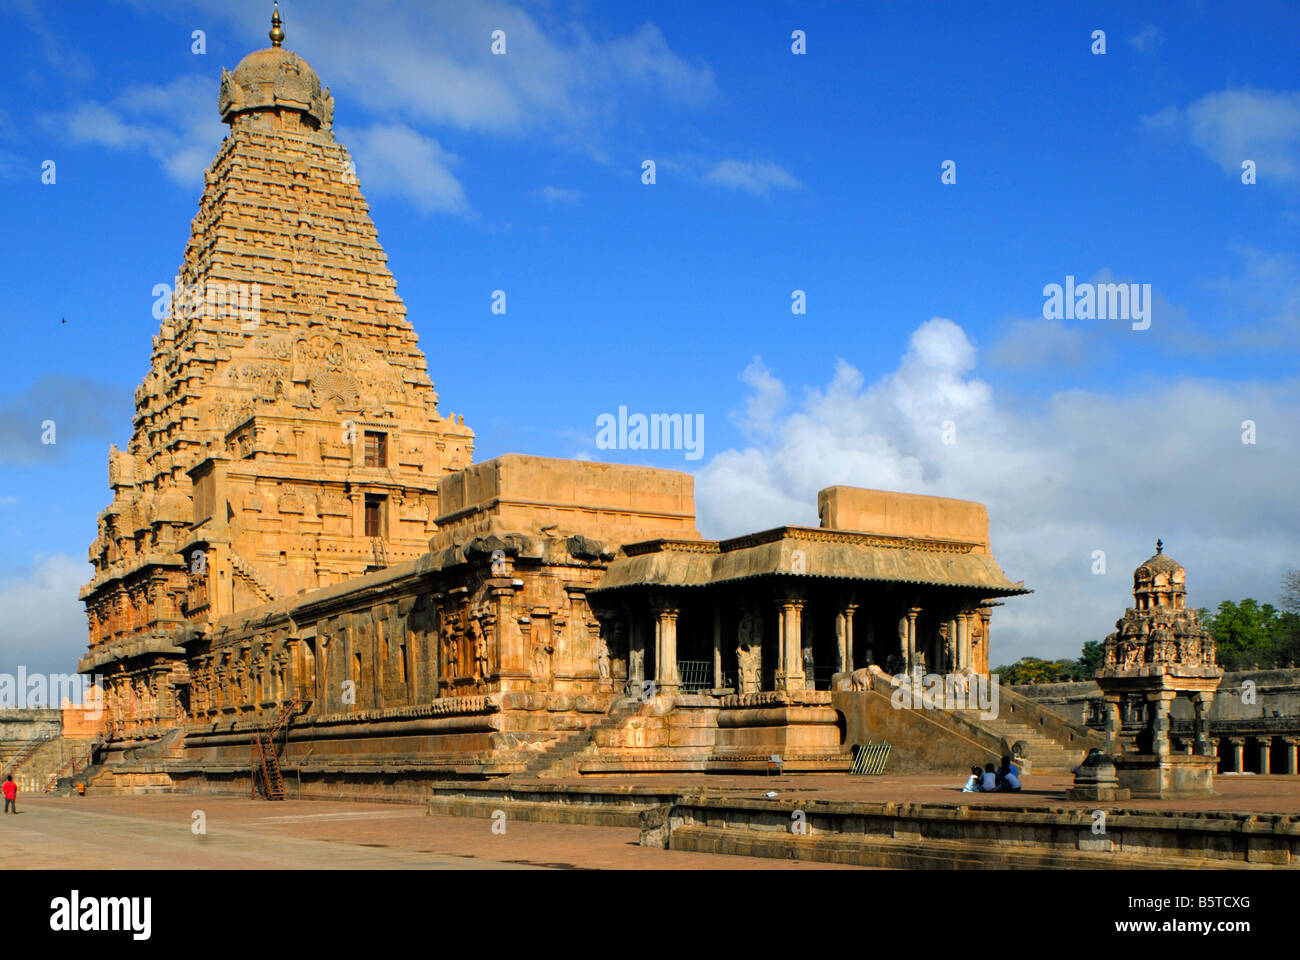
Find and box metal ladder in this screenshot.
[250,698,306,801]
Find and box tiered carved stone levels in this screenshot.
[1093,541,1223,797]
[80,17,473,744]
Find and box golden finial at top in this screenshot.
[269,3,285,48]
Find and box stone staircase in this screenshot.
[865,670,1103,775]
[516,696,645,778]
[959,713,1082,773]
[229,551,277,602]
[0,736,48,774]
[1,735,106,793]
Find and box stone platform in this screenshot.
[427,773,1300,869]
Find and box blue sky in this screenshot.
[1,0,1298,678]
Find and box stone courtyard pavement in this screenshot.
[3,772,1296,871]
[576,771,1300,814]
[0,794,857,870]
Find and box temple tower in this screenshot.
[1091,541,1222,797]
[80,6,474,737]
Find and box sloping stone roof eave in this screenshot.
[593,536,1030,595]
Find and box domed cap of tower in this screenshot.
[1133,539,1186,608]
[218,4,333,129]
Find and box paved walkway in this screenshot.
[523,772,1300,815]
[0,795,855,870]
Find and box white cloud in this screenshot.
[540,185,582,204]
[0,554,91,678]
[1144,88,1300,182]
[703,159,802,196]
[54,75,226,184]
[338,122,468,216]
[733,358,788,436]
[11,0,93,80]
[1210,245,1300,348]
[986,316,1090,370]
[169,0,716,140]
[66,1,719,202]
[695,317,1300,666]
[1127,25,1162,52]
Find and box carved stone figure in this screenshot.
[596,635,611,680]
[735,607,763,694]
[471,616,489,682]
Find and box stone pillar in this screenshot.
[906,607,921,674]
[284,639,299,701]
[1258,737,1272,775]
[775,600,786,680]
[491,584,522,683]
[1149,691,1175,757]
[653,601,680,695]
[843,603,857,671]
[1192,692,1214,756]
[349,491,363,538]
[835,610,848,673]
[979,609,992,675]
[1103,695,1123,751]
[778,597,805,693]
[628,613,646,687]
[897,612,909,673]
[151,665,174,721]
[560,585,593,681]
[712,605,723,692]
[958,612,974,671]
[317,637,330,711]
[652,611,662,683]
[369,616,386,710]
[1229,737,1245,773]
[1284,738,1299,776]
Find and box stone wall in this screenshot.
[0,708,61,742]
[1012,668,1300,723]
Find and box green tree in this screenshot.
[994,657,1079,684]
[1203,598,1281,670]
[1077,640,1104,678]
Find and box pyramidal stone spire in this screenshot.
[82,15,474,660]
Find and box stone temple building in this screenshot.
[78,11,1029,787]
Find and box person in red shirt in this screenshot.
[3,774,16,814]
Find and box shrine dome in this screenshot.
[1132,540,1186,610]
[218,5,333,129]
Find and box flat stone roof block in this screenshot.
[818,486,990,552]
[433,454,700,550]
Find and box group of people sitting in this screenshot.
[961,755,1022,792]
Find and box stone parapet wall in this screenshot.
[1013,668,1300,724]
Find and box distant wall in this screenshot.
[0,709,61,741]
[1012,668,1300,722]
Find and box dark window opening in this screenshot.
[364,431,387,467]
[364,495,384,538]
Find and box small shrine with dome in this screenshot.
[1091,541,1223,797]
